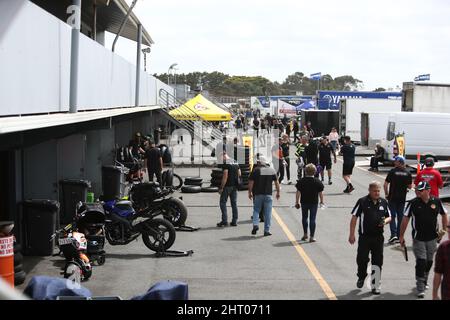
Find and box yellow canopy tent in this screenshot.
[169,94,231,121]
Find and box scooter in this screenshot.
[51,224,92,282]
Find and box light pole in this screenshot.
[142,47,151,72]
[167,63,178,86]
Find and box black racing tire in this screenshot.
[211,178,223,186]
[173,173,183,190]
[184,180,203,187]
[184,177,203,183]
[162,197,188,227]
[14,244,22,253]
[97,255,106,266]
[142,218,176,252]
[210,181,221,187]
[14,252,23,265]
[14,270,26,286]
[211,173,224,180]
[14,264,23,273]
[211,168,223,174]
[181,185,202,193]
[201,186,219,193]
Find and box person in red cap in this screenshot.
[414,157,443,198]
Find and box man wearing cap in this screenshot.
[384,156,412,244]
[349,181,392,295]
[248,155,281,236]
[414,157,443,198]
[433,222,450,300]
[400,181,449,298]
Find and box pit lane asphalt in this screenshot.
[18,154,449,300]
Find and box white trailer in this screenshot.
[402,82,450,112]
[382,112,450,160]
[339,98,401,143]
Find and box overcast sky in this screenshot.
[106,0,450,91]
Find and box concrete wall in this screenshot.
[0,0,171,116]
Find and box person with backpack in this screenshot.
[217,151,242,227]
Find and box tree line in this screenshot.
[153,71,377,97]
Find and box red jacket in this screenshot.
[414,167,443,197]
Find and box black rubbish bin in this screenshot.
[22,200,59,256]
[60,179,91,225]
[102,166,125,201]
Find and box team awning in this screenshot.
[169,94,231,122]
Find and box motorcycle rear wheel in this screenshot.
[142,218,176,252]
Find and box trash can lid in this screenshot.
[60,179,91,187]
[22,199,60,210]
[102,165,124,172]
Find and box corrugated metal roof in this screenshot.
[30,0,153,46]
[0,106,161,134]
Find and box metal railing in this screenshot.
[158,89,224,147]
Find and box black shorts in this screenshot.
[343,162,355,176]
[320,161,332,170]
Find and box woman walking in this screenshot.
[295,164,325,242]
[328,127,340,152]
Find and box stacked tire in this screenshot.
[181,177,202,193]
[210,168,223,188]
[235,146,251,191]
[14,243,26,286]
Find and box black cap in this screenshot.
[416,181,431,191]
[425,157,434,167]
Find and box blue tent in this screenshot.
[296,100,315,110]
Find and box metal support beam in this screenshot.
[135,23,142,107]
[69,0,82,114]
[112,0,138,52]
[92,1,97,41]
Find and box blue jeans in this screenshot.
[330,141,338,151]
[220,186,238,223]
[301,204,318,237]
[252,195,273,232]
[389,201,405,238]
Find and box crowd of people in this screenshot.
[214,113,449,299]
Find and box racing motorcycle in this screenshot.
[103,199,176,252]
[51,224,92,281]
[128,181,188,227]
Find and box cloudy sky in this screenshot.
[107,0,450,90]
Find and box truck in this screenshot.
[360,112,396,148]
[339,98,401,144]
[382,112,450,161]
[402,82,450,112]
[301,110,339,137]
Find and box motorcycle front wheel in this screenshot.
[162,197,188,227]
[142,218,176,252]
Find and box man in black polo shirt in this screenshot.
[341,136,356,193]
[349,181,392,295]
[384,155,412,244]
[144,140,163,184]
[318,137,337,185]
[217,151,241,227]
[399,181,449,298]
